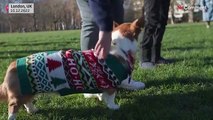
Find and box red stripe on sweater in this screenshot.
[82,50,114,89]
[65,50,84,90]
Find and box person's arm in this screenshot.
[201,0,208,12]
[88,0,113,59]
[202,0,206,7]
[88,0,113,31]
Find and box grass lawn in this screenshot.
[0,23,213,120]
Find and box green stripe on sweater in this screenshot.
[106,54,128,81]
[17,57,33,95]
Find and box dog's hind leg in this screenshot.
[7,95,22,120]
[102,89,119,110]
[5,61,25,120]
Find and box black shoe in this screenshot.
[156,57,171,64]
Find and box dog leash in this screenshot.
[119,48,134,84]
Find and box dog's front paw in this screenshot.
[107,104,120,110]
[24,103,39,114]
[84,93,103,101]
[8,113,16,120]
[25,106,39,114]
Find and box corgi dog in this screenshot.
[0,18,145,120]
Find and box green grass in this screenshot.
[0,23,213,120]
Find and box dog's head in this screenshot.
[111,18,143,59]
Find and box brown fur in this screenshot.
[0,84,7,101]
[114,17,144,41]
[0,61,37,115]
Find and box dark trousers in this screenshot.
[141,0,170,63]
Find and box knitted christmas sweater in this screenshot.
[16,49,132,96]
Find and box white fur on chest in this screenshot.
[110,30,137,59]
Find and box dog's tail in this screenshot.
[0,84,7,101]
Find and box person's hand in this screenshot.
[94,31,112,59]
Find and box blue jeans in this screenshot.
[76,0,124,50]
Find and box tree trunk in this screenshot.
[54,22,57,30]
[188,0,195,23]
[9,22,12,32]
[33,13,38,31]
[8,16,13,32]
[188,10,194,23]
[170,0,175,24]
[42,20,46,31]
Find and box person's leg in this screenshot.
[206,21,210,28]
[140,0,159,68]
[151,0,170,63]
[208,21,211,27]
[76,0,99,51]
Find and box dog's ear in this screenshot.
[130,17,144,39]
[137,17,144,28]
[130,17,144,30]
[113,21,120,29]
